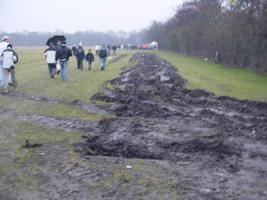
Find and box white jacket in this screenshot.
[0,41,9,64]
[44,48,56,64]
[1,48,18,69]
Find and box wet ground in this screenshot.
[77,53,267,199]
[1,53,267,199]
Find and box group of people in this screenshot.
[0,35,19,93]
[71,43,95,71]
[44,41,109,81]
[44,41,72,81]
[0,37,112,93]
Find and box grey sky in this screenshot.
[0,0,183,33]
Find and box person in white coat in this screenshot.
[0,35,10,87]
[44,43,57,78]
[1,44,18,92]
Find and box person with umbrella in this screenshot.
[46,36,67,75]
[55,41,72,81]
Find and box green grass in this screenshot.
[15,47,130,102]
[153,50,267,102]
[0,48,131,194]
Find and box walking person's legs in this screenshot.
[48,64,53,78]
[100,58,106,70]
[51,64,56,77]
[77,59,80,70]
[0,62,4,87]
[88,62,92,70]
[60,61,64,81]
[60,61,68,81]
[100,58,104,70]
[10,68,17,89]
[3,69,9,92]
[80,61,83,70]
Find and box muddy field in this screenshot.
[77,53,267,199]
[1,53,267,200]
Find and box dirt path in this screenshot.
[3,92,109,116]
[77,53,267,199]
[1,53,266,200]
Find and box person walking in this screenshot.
[0,35,10,87]
[85,49,95,70]
[98,45,108,71]
[1,44,18,93]
[44,43,57,78]
[72,44,77,56]
[76,45,85,70]
[55,41,72,81]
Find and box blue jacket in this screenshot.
[76,47,85,61]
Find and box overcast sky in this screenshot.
[0,0,183,33]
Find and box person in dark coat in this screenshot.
[55,42,72,81]
[85,49,95,70]
[72,44,77,56]
[76,45,85,70]
[111,45,117,54]
[98,45,108,71]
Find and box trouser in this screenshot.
[0,63,3,86]
[77,59,83,70]
[60,61,68,81]
[48,63,56,76]
[3,68,10,90]
[99,58,106,70]
[3,68,17,90]
[9,68,17,88]
[88,62,92,70]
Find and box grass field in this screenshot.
[0,48,132,196]
[0,48,266,199]
[154,51,267,102]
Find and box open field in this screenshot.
[0,48,266,200]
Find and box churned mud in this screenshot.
[2,92,109,116]
[17,113,98,133]
[1,53,267,200]
[76,53,267,199]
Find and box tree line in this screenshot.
[0,31,138,47]
[139,0,267,71]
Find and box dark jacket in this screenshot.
[85,52,95,63]
[98,49,108,59]
[72,46,77,56]
[76,47,85,61]
[55,45,72,61]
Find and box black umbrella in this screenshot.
[46,35,66,46]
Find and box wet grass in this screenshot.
[15,48,131,102]
[0,119,82,195]
[0,48,132,198]
[152,50,267,102]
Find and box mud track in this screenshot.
[76,53,267,199]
